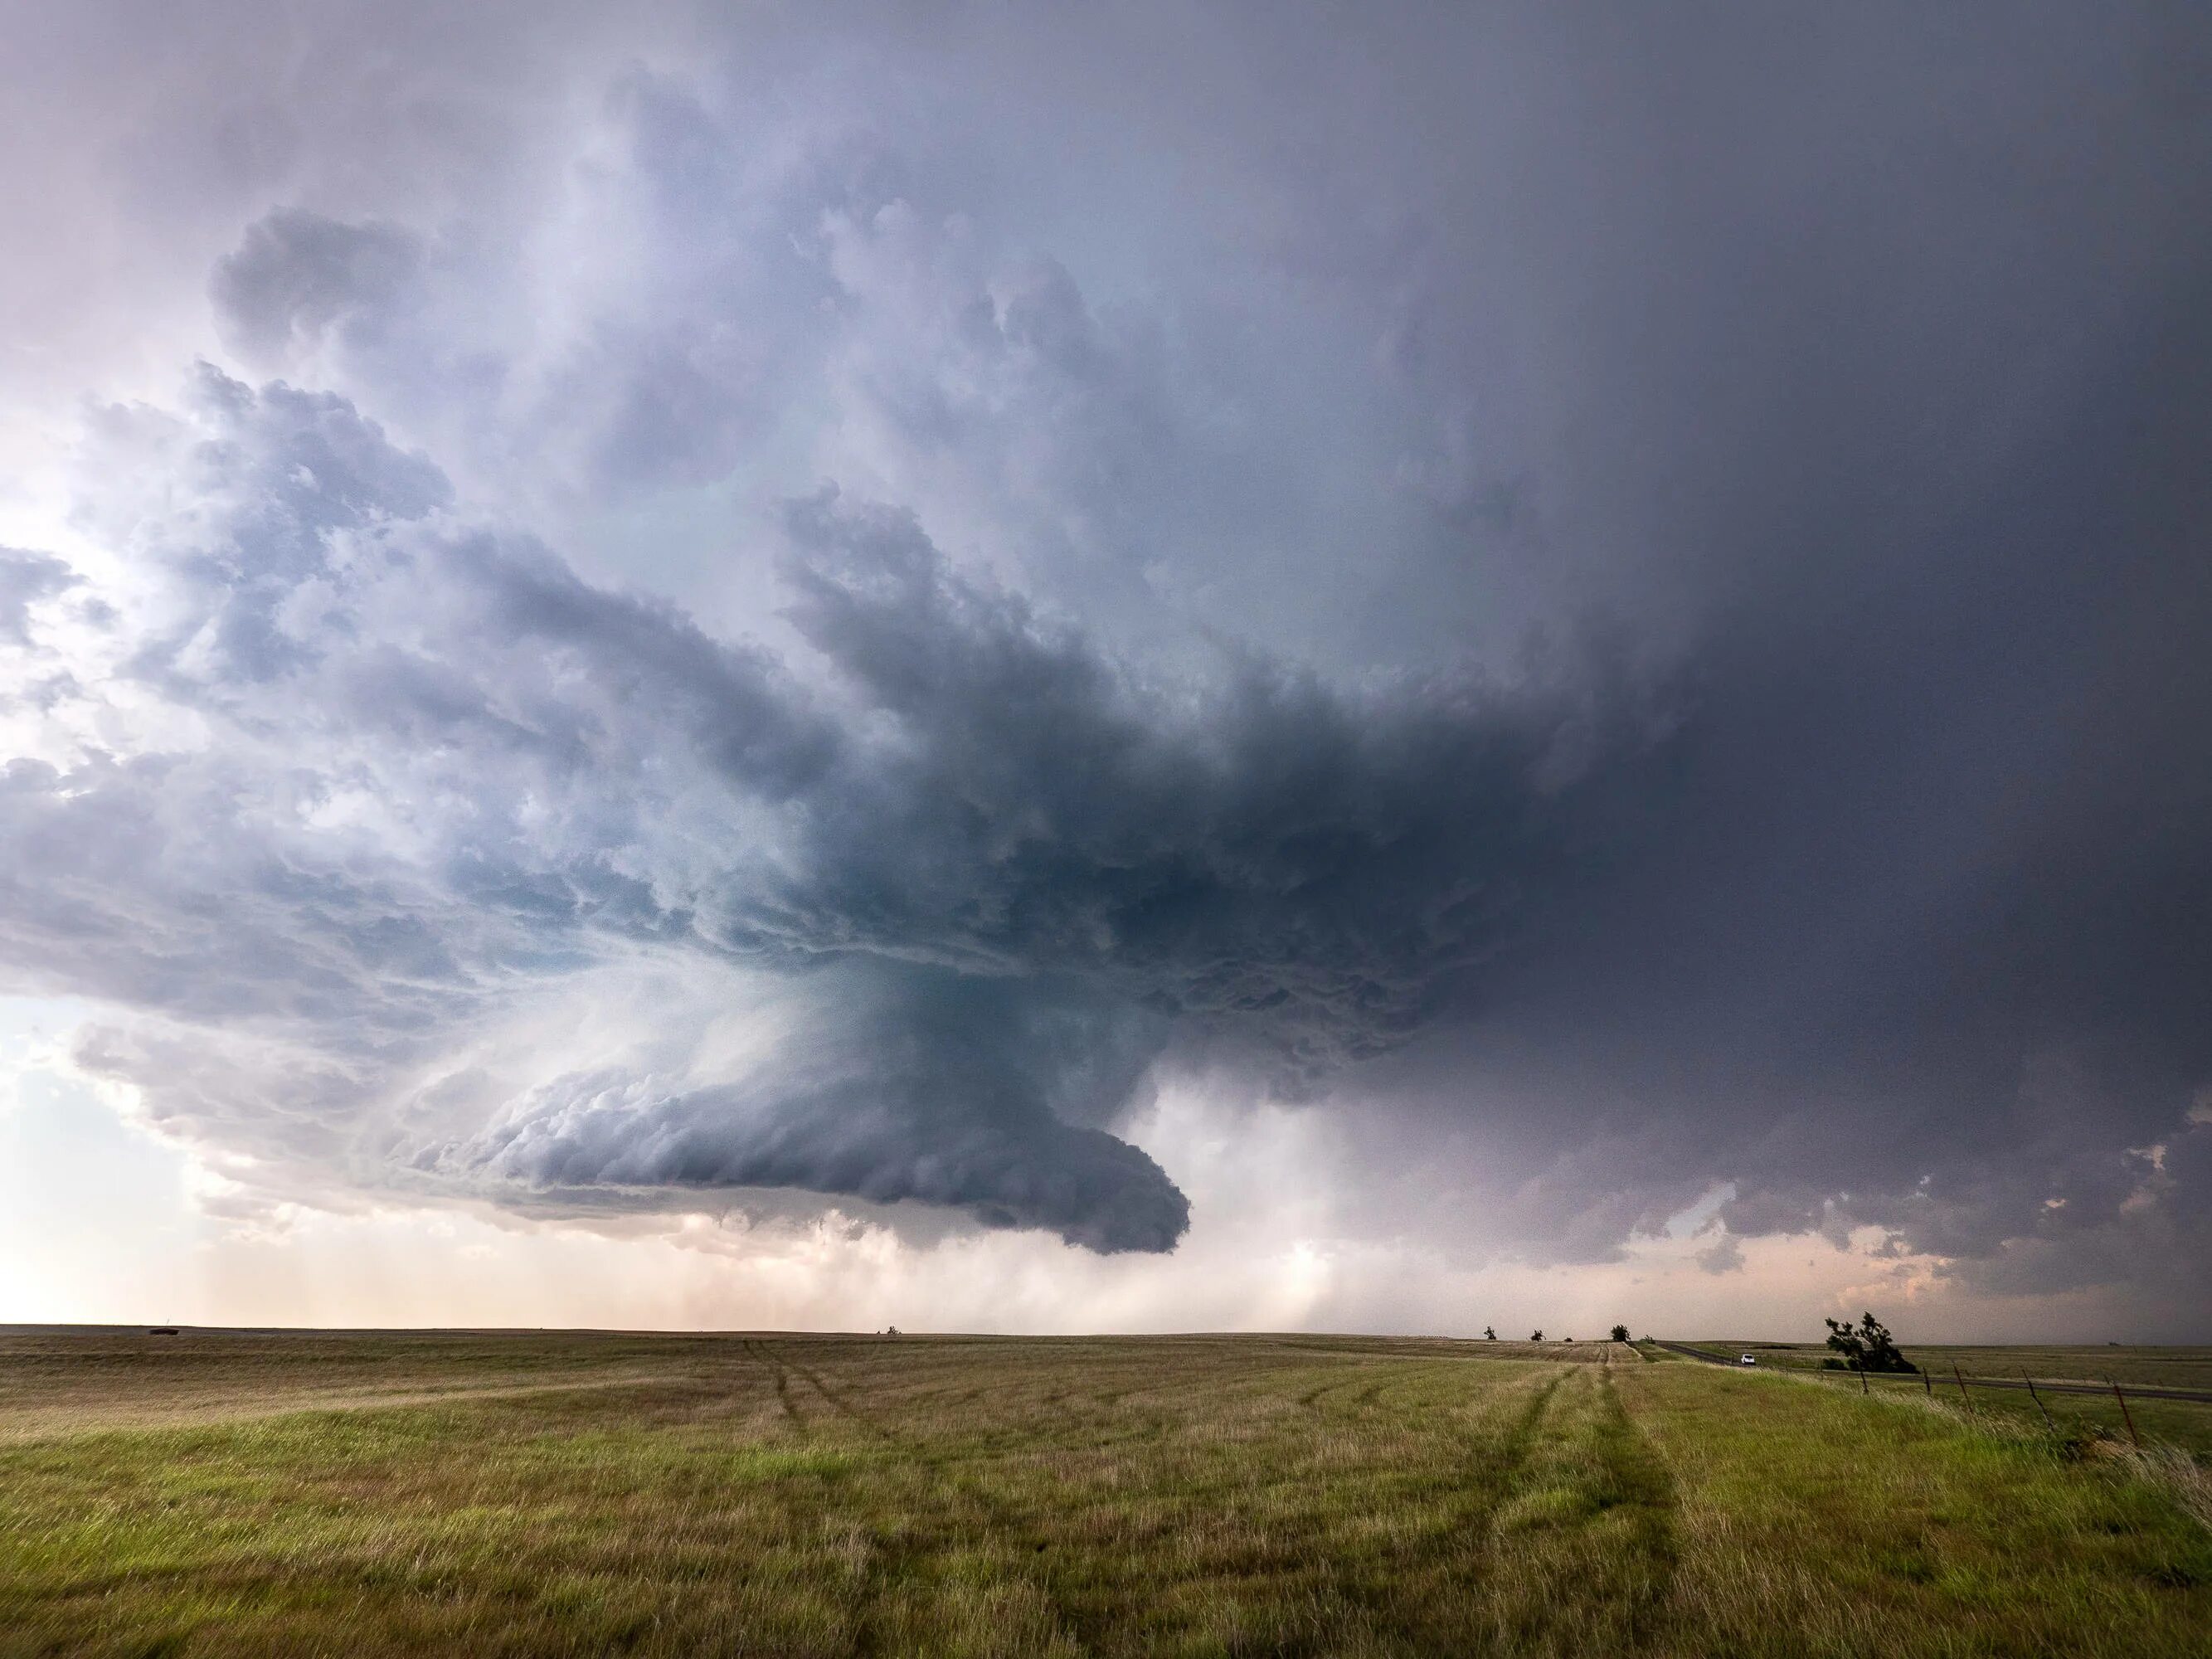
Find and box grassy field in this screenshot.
[1687,1340,2212,1392]
[1,1331,2207,1657]
[1665,1342,2212,1461]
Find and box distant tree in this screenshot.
[1530,1329,1544,1342]
[1482,1326,1497,1340]
[1822,1311,1913,1374]
[1610,1324,1630,1344]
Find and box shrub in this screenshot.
[1823,1311,1915,1374]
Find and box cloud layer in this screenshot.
[10,367,1645,1252]
[2,2,2210,1322]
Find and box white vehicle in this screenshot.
[1738,1353,1757,1366]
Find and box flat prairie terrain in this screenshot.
[1672,1341,2212,1459]
[1,1331,2207,1657]
[1688,1340,2212,1393]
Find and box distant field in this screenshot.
[1687,1340,2212,1393]
[1663,1345,2212,1460]
[1671,1340,2212,1461]
[2,1331,2207,1657]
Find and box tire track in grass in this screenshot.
[1357,1363,1466,1422]
[1468,1365,1680,1650]
[779,1349,892,1442]
[741,1340,809,1438]
[1031,1358,1519,1656]
[1475,1368,1569,1506]
[760,1343,977,1657]
[1435,1365,1568,1546]
[1032,1380,1169,1455]
[812,1345,1576,1657]
[1297,1365,1372,1412]
[1588,1361,1680,1643]
[755,1341,1087,1658]
[741,1344,1043,1653]
[1051,1363,1199,1461]
[1321,1366,1567,1652]
[936,1352,1185,1462]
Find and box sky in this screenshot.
[2,2,2209,1340]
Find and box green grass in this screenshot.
[0,1331,2206,1657]
[1791,1369,2212,1463]
[1675,1341,2212,1461]
[1688,1340,2212,1391]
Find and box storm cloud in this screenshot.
[2,2,2210,1319]
[11,366,1636,1251]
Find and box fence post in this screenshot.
[2110,1377,2141,1447]
[2023,1371,2054,1434]
[1952,1361,1973,1414]
[1922,1369,1932,1400]
[1859,1364,1869,1396]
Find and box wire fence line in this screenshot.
[1643,1339,2212,1448]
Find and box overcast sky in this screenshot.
[2,2,2209,1340]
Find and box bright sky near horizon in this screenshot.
[2,2,2210,1340]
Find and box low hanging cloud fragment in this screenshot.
[450,962,1190,1253]
[211,208,425,369]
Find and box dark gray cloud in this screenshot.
[450,963,1189,1254]
[211,209,424,368]
[19,368,1637,1252]
[0,551,76,645]
[5,2,2212,1317]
